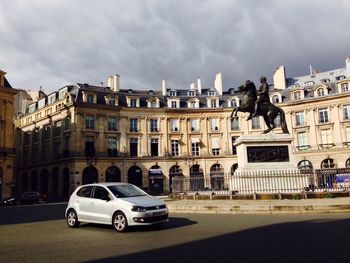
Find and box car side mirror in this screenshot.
[104,196,111,202]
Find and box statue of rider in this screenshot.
[253,76,270,116]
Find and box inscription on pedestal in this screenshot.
[247,146,289,163]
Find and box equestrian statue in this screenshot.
[231,76,289,134]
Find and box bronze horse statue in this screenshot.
[231,80,289,134]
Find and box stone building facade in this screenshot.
[14,59,350,199]
[0,70,17,200]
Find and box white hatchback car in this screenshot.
[65,183,168,232]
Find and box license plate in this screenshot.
[153,211,164,216]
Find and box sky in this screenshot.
[1,0,350,93]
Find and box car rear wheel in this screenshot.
[67,209,80,228]
[112,212,128,232]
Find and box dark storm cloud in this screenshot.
[1,0,349,93]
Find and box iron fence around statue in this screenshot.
[171,168,350,195]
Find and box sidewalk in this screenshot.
[165,197,350,214]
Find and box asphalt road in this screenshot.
[0,204,350,263]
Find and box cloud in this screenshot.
[0,0,349,93]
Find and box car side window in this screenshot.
[76,186,93,198]
[93,186,109,200]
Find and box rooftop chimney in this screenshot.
[190,83,195,90]
[113,74,120,92]
[273,65,286,90]
[346,57,350,77]
[197,77,202,94]
[214,72,223,95]
[162,79,167,96]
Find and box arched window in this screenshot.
[272,95,280,104]
[297,160,313,172]
[231,100,237,108]
[346,158,350,168]
[231,163,238,175]
[210,164,224,190]
[317,88,325,97]
[321,158,335,169]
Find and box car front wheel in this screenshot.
[67,209,80,228]
[112,212,128,232]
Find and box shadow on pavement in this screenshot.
[76,217,197,232]
[0,203,67,225]
[85,218,350,263]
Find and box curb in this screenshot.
[166,201,350,214]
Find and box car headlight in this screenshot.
[131,206,147,212]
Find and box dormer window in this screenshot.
[58,87,68,100]
[130,99,137,107]
[321,79,330,84]
[341,83,349,92]
[87,94,95,103]
[128,89,133,94]
[207,97,219,108]
[336,75,346,81]
[147,97,159,108]
[48,93,56,105]
[188,91,196,97]
[148,90,154,95]
[305,81,315,86]
[208,90,216,96]
[169,90,177,96]
[168,98,180,108]
[271,95,280,103]
[317,88,325,97]
[187,98,199,108]
[293,91,303,100]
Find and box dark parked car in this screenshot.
[2,191,45,206]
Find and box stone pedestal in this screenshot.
[234,133,297,172]
[230,133,308,193]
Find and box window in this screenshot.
[150,100,157,108]
[169,91,177,96]
[130,138,138,157]
[211,99,217,108]
[24,132,30,145]
[252,117,260,129]
[231,117,239,131]
[53,141,60,160]
[64,136,70,150]
[272,95,279,104]
[319,108,329,123]
[130,98,137,108]
[317,88,325,97]
[85,136,95,157]
[190,101,197,108]
[298,160,313,172]
[150,119,158,132]
[346,158,350,168]
[208,90,216,96]
[210,118,219,131]
[33,129,40,143]
[190,119,199,132]
[170,119,179,132]
[211,137,220,156]
[43,125,50,140]
[297,132,308,149]
[129,118,138,132]
[150,138,159,156]
[295,112,305,126]
[87,94,94,103]
[232,136,238,155]
[108,117,117,131]
[109,97,115,106]
[31,146,39,163]
[293,91,302,100]
[321,158,335,169]
[107,137,117,157]
[344,105,350,120]
[321,129,332,145]
[274,114,281,127]
[346,127,350,142]
[171,101,177,108]
[54,120,61,136]
[341,83,349,92]
[188,91,196,96]
[171,140,179,156]
[231,100,237,108]
[77,186,93,198]
[85,115,95,129]
[65,116,71,130]
[42,144,49,161]
[93,186,109,200]
[192,142,200,156]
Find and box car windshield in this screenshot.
[107,184,147,198]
